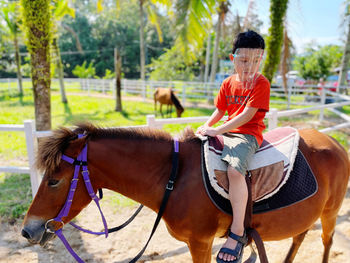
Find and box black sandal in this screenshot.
[216,231,248,263]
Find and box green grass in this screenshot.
[0,90,214,220]
[0,88,349,221]
[0,173,32,219]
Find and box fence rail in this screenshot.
[1,78,350,198]
[1,78,349,106]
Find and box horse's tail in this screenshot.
[154,89,159,111]
[170,91,184,114]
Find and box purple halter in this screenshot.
[44,134,108,263]
[44,134,180,263]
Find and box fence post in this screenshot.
[8,78,11,93]
[319,87,326,122]
[182,82,186,104]
[268,108,278,131]
[24,120,41,198]
[147,114,162,129]
[287,83,292,109]
[142,80,147,101]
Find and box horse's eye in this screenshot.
[48,179,59,187]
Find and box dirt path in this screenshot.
[1,181,350,263]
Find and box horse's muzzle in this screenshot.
[22,219,55,246]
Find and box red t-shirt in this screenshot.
[215,74,270,145]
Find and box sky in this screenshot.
[233,0,346,54]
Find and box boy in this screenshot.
[197,30,270,263]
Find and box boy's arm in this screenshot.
[205,108,225,127]
[202,107,258,136]
[196,108,225,135]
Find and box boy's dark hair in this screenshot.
[232,30,265,54]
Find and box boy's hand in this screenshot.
[196,125,218,137]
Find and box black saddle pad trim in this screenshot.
[201,144,318,215]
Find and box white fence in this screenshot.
[1,78,349,106]
[1,78,350,197]
[1,97,350,198]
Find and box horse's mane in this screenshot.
[36,122,198,174]
[170,91,184,111]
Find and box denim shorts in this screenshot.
[221,133,259,176]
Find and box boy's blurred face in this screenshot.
[231,48,264,83]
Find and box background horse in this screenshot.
[22,123,349,263]
[154,88,184,117]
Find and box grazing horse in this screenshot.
[22,123,349,263]
[154,88,184,117]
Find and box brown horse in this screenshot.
[154,88,184,117]
[22,123,349,263]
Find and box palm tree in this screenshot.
[338,0,350,94]
[1,1,23,95]
[262,0,289,83]
[21,0,51,131]
[209,0,230,84]
[280,24,291,97]
[99,0,168,80]
[51,0,76,103]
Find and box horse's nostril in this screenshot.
[21,229,32,239]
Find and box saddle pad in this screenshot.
[201,127,300,202]
[201,148,318,215]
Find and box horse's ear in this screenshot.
[64,136,87,158]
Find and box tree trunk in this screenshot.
[204,33,211,83]
[139,0,146,80]
[14,32,23,96]
[262,0,289,82]
[52,37,67,103]
[338,19,350,95]
[209,17,222,84]
[281,27,290,97]
[21,0,51,131]
[115,48,122,112]
[208,14,223,103]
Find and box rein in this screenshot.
[44,134,179,263]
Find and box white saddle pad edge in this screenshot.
[257,129,300,201]
[198,128,300,202]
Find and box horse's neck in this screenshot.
[89,138,173,211]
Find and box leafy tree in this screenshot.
[58,1,173,79]
[262,0,289,82]
[0,0,23,95]
[103,69,115,79]
[293,45,342,81]
[21,0,52,131]
[148,46,195,81]
[99,0,170,80]
[72,61,96,78]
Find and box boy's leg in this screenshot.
[218,165,248,261]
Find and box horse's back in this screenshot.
[299,129,349,179]
[154,88,172,105]
[250,129,349,240]
[299,129,349,209]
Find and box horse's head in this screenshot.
[21,126,95,246]
[176,107,184,118]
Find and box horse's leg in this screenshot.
[187,238,214,263]
[283,230,308,263]
[320,212,337,263]
[160,104,164,117]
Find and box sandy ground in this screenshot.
[0,180,350,263]
[1,96,350,262]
